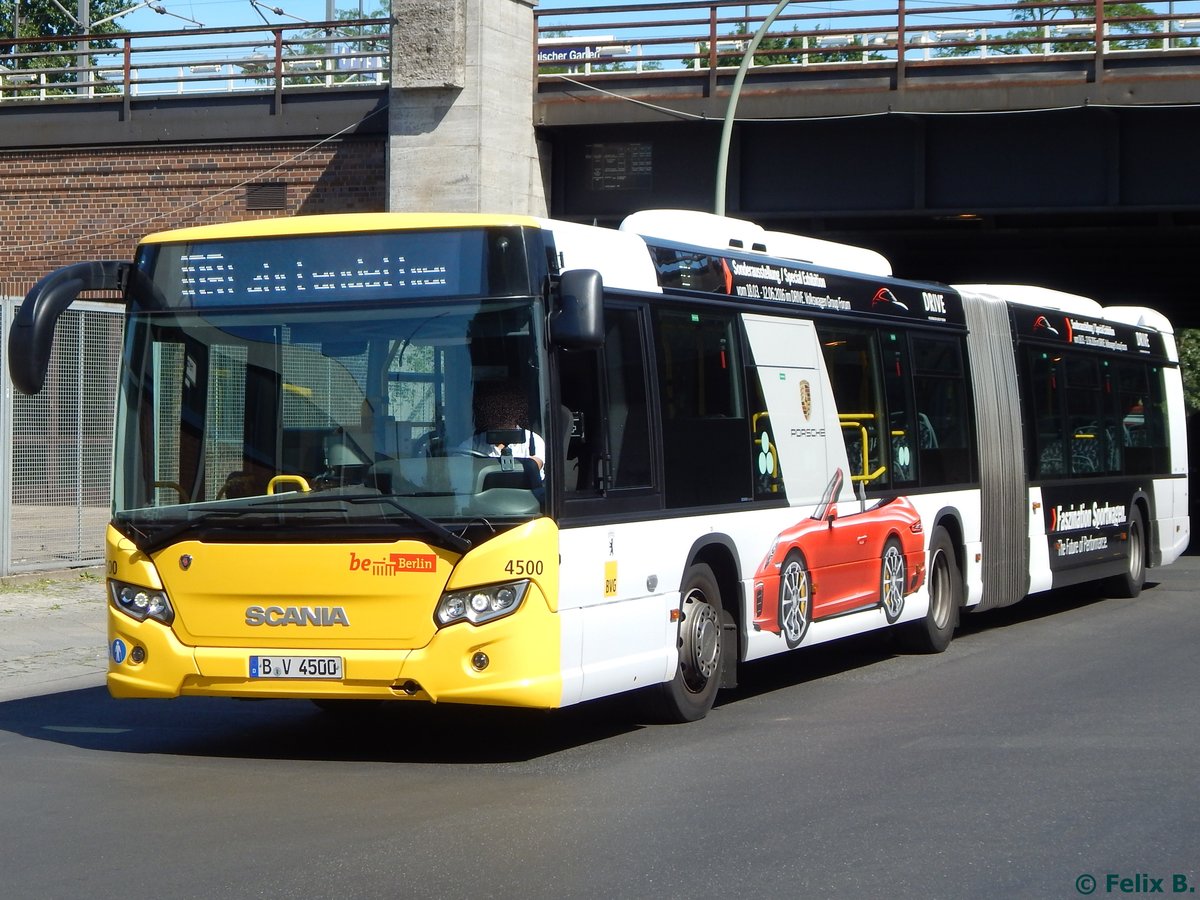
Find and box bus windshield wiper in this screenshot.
[114,508,266,556]
[116,491,471,556]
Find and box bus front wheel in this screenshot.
[648,562,724,723]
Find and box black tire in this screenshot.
[1106,505,1146,599]
[879,537,906,624]
[897,526,960,653]
[778,550,811,649]
[645,562,725,723]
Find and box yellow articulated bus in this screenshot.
[9,211,1187,722]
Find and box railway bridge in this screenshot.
[1,0,1198,318]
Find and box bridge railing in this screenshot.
[536,1,1200,79]
[0,19,390,103]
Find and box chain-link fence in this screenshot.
[1,298,123,574]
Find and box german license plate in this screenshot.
[249,656,343,679]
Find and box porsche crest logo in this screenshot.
[799,380,812,421]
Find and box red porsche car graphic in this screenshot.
[753,468,925,648]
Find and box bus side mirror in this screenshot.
[550,269,603,350]
[8,261,128,395]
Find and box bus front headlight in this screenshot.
[436,580,529,627]
[110,580,175,625]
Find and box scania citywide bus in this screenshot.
[8,210,1188,722]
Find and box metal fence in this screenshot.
[536,0,1200,75]
[1,298,123,575]
[0,18,390,103]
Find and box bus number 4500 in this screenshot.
[505,560,544,576]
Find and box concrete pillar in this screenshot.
[389,0,547,216]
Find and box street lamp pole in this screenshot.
[714,0,792,216]
[76,0,90,96]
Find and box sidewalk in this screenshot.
[0,567,108,702]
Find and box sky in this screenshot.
[103,0,1200,55]
[110,1,1200,39]
[114,0,589,33]
[113,1,820,35]
[116,0,382,33]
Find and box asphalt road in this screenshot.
[1,558,1197,900]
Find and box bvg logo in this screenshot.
[349,551,438,575]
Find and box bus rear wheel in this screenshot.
[897,525,960,653]
[645,562,724,723]
[1107,506,1146,599]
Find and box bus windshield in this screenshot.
[111,294,549,551]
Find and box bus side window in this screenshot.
[911,335,975,486]
[1119,362,1172,475]
[655,308,750,507]
[1144,365,1172,473]
[817,326,888,489]
[558,306,654,496]
[746,372,786,500]
[1064,356,1117,476]
[880,331,917,485]
[1026,349,1064,479]
[605,307,653,489]
[558,349,602,495]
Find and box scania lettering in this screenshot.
[9,210,1186,722]
[245,606,351,627]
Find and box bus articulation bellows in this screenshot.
[9,210,1187,722]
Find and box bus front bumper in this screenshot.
[106,593,563,710]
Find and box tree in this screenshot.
[1177,329,1200,413]
[934,1,1165,58]
[285,2,393,86]
[2,0,129,92]
[690,24,884,69]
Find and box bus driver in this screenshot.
[465,384,545,478]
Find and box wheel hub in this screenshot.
[680,593,721,691]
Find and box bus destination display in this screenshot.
[170,231,487,306]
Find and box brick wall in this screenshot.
[0,136,387,297]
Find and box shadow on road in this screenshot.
[721,575,1158,704]
[0,685,659,763]
[0,577,1166,763]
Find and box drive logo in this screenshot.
[349,551,439,575]
[922,291,947,314]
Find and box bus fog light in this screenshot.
[110,579,175,625]
[436,580,530,627]
[130,646,146,664]
[472,652,489,670]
